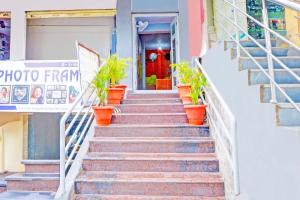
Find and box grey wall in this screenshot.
[203,43,300,200]
[178,0,190,60]
[0,0,116,60]
[116,0,133,89]
[132,0,178,13]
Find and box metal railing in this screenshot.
[55,63,105,199]
[214,0,300,113]
[194,58,240,199]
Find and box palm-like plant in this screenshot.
[106,54,131,87]
[190,69,207,105]
[171,61,193,85]
[92,65,110,106]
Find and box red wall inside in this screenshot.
[146,49,171,79]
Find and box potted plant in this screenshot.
[171,61,193,99]
[106,54,131,104]
[146,75,157,90]
[92,65,114,126]
[184,68,207,125]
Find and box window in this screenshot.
[0,12,11,60]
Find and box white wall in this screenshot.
[0,0,117,60]
[203,42,300,200]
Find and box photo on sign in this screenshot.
[46,85,67,104]
[30,85,45,104]
[11,85,30,104]
[69,86,80,104]
[0,85,11,104]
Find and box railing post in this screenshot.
[262,0,277,103]
[232,0,241,58]
[59,119,66,199]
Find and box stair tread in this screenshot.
[112,113,186,116]
[75,194,225,200]
[91,137,213,142]
[85,152,217,161]
[96,124,208,128]
[76,171,223,183]
[5,173,59,181]
[21,160,59,165]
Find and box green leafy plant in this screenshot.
[190,69,207,105]
[92,65,110,106]
[146,75,157,86]
[171,61,193,85]
[105,54,132,87]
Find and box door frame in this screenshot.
[131,13,180,92]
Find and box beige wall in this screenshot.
[285,7,300,46]
[0,115,26,172]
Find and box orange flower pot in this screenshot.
[184,104,207,125]
[176,84,191,99]
[93,106,114,126]
[182,95,192,105]
[114,84,127,99]
[108,88,124,105]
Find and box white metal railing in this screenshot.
[55,62,105,199]
[214,0,300,113]
[194,58,240,198]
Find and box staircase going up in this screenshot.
[227,39,300,126]
[74,92,225,200]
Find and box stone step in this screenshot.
[116,103,184,113]
[231,47,290,58]
[111,113,188,125]
[126,93,179,99]
[0,191,55,200]
[248,69,300,85]
[225,39,277,50]
[22,160,59,173]
[239,56,300,71]
[75,171,224,197]
[94,125,210,138]
[122,98,181,104]
[75,194,225,200]
[82,152,219,172]
[5,173,59,192]
[260,84,300,103]
[276,103,300,126]
[89,137,215,153]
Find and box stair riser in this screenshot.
[82,160,219,172]
[123,99,181,104]
[126,94,179,99]
[75,195,225,200]
[260,86,300,103]
[276,106,300,126]
[239,58,300,71]
[25,164,59,173]
[225,40,277,50]
[231,48,288,58]
[248,70,300,85]
[112,115,188,124]
[6,180,59,192]
[117,104,185,113]
[89,141,215,153]
[94,127,210,137]
[75,182,224,197]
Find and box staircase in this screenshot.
[74,92,225,200]
[226,39,300,126]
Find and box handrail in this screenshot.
[194,58,240,197]
[55,62,105,199]
[269,0,300,12]
[214,0,300,113]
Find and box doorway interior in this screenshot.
[132,14,179,91]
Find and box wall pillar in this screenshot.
[10,9,26,60]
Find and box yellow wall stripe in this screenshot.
[26,9,116,19]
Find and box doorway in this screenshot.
[132,14,180,91]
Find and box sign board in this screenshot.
[77,42,100,90]
[0,60,81,112]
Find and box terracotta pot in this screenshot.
[184,104,207,125]
[93,106,114,126]
[108,88,124,105]
[176,84,191,99]
[114,84,127,99]
[182,95,192,105]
